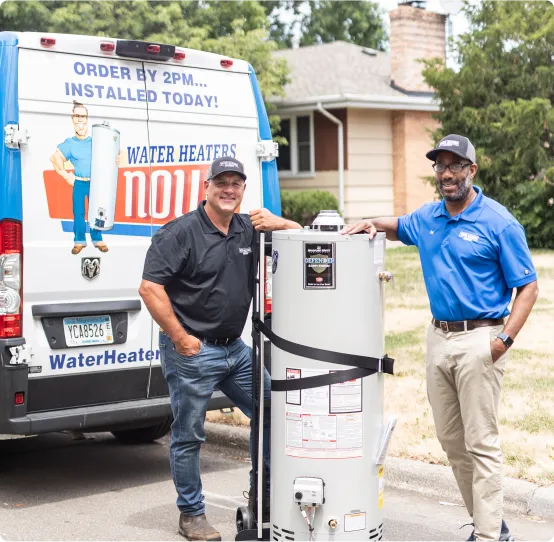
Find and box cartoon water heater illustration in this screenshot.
[88,121,120,231]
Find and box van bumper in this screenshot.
[1,396,174,435]
[0,338,235,436]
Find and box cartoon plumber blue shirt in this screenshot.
[57,136,92,178]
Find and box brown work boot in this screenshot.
[178,513,221,541]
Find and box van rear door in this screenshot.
[17,41,156,413]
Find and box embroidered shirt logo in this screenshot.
[239,247,252,255]
[459,231,479,243]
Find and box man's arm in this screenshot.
[490,280,539,361]
[250,209,301,231]
[341,217,400,241]
[50,149,75,186]
[139,280,201,356]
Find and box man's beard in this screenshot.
[436,170,472,202]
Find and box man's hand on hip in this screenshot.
[175,335,202,357]
[490,338,508,363]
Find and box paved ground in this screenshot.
[0,432,552,541]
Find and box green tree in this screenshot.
[422,0,554,248]
[299,0,387,50]
[260,0,297,49]
[0,1,289,134]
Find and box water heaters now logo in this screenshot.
[43,164,210,237]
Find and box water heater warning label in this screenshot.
[303,242,335,289]
[285,368,363,459]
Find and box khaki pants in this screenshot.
[426,323,508,541]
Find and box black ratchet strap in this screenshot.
[253,318,394,392]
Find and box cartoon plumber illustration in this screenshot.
[50,101,120,255]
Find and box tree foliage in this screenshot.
[422,0,554,248]
[299,1,387,50]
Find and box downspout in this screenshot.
[316,102,344,215]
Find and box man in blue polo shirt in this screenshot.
[342,134,539,541]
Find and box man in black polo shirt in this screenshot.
[139,156,301,541]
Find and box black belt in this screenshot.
[159,329,239,346]
[432,318,505,333]
[200,336,239,346]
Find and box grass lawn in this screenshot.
[383,247,554,486]
[207,246,554,486]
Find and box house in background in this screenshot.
[271,3,446,222]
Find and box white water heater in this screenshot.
[269,211,395,541]
[88,121,120,231]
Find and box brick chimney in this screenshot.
[389,4,446,92]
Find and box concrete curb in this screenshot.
[205,421,554,520]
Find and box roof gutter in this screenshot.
[316,102,344,216]
[273,93,440,114]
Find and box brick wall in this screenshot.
[392,110,439,216]
[389,5,446,92]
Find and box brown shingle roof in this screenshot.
[272,41,407,103]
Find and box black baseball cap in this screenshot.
[426,134,476,163]
[207,156,247,181]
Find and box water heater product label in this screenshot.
[330,377,362,413]
[286,368,301,405]
[285,368,363,459]
[303,242,336,289]
[344,512,366,532]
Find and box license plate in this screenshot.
[63,315,114,347]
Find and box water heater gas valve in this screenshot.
[293,477,325,506]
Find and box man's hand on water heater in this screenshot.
[341,220,377,239]
[250,208,285,231]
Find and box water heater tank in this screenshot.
[269,210,391,541]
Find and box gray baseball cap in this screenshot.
[207,156,247,181]
[426,134,476,163]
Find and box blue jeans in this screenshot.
[73,180,103,245]
[159,332,271,516]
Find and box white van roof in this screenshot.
[14,32,251,74]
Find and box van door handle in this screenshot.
[32,299,141,318]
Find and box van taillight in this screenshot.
[100,42,115,53]
[0,220,23,338]
[40,37,56,47]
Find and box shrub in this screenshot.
[280,190,340,227]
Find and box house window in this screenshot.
[276,114,314,177]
